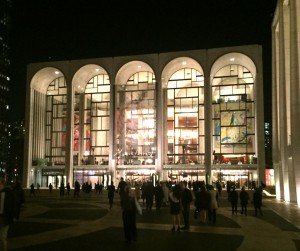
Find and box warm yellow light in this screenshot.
[224,154,245,158]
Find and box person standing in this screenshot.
[195,185,210,224]
[117,177,127,197]
[0,177,16,251]
[145,181,154,211]
[229,186,238,215]
[74,180,80,197]
[121,185,138,242]
[107,181,116,209]
[180,181,193,230]
[253,187,263,216]
[141,182,146,206]
[60,181,65,197]
[66,182,71,196]
[48,183,53,193]
[36,183,40,193]
[169,184,182,232]
[134,182,141,201]
[239,186,249,215]
[30,183,35,197]
[154,182,164,210]
[162,182,169,206]
[208,185,218,224]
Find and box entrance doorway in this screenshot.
[212,170,253,189]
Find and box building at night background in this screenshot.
[23,45,266,189]
[3,1,277,192]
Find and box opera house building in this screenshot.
[23,45,266,189]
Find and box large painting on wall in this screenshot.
[221,126,247,144]
[221,111,246,126]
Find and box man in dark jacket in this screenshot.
[229,186,238,215]
[107,181,116,209]
[239,186,249,215]
[195,185,210,223]
[180,181,193,230]
[253,187,263,216]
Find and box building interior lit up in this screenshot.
[23,45,266,189]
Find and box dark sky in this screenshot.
[9,0,277,120]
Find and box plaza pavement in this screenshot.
[7,188,300,251]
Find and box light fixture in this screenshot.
[230,58,235,62]
[55,71,60,74]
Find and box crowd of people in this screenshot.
[112,178,265,242]
[22,178,265,244]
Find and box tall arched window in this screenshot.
[74,74,110,165]
[212,64,255,164]
[45,76,67,165]
[166,68,204,164]
[85,74,110,164]
[115,71,156,165]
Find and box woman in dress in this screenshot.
[169,183,182,231]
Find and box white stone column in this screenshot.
[109,82,115,178]
[272,18,284,200]
[254,46,266,184]
[204,70,212,184]
[79,94,85,166]
[278,1,292,202]
[156,74,163,180]
[23,87,34,187]
[290,0,300,205]
[65,74,74,186]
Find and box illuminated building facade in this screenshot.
[23,45,265,189]
[272,0,300,204]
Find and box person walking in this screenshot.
[208,185,218,224]
[253,187,263,216]
[180,181,193,230]
[239,186,249,215]
[169,184,182,232]
[229,186,238,215]
[107,181,116,209]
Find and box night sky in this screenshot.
[9,0,277,121]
